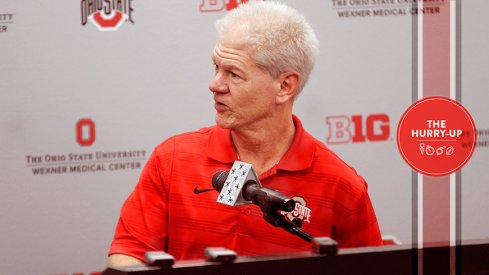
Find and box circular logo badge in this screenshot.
[397,97,476,176]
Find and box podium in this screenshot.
[103,239,489,275]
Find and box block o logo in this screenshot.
[76,119,96,146]
[89,10,127,31]
[397,97,476,176]
[80,0,134,32]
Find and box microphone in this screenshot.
[212,161,316,245]
[212,161,296,212]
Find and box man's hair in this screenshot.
[216,1,319,95]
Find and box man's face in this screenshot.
[209,37,280,131]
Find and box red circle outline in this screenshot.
[396,96,476,176]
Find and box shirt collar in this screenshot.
[207,123,238,164]
[207,115,315,171]
[276,115,315,171]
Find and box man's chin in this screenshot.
[215,115,235,129]
[215,120,232,129]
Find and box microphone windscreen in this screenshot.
[212,170,229,192]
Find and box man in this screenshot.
[108,1,382,267]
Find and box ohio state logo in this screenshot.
[199,0,250,12]
[81,0,134,31]
[76,118,96,146]
[326,114,390,145]
[280,196,312,226]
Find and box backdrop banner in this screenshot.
[1,1,487,274]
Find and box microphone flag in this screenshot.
[216,161,261,206]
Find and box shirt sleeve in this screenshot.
[332,178,383,248]
[109,143,172,262]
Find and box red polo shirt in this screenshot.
[109,116,382,261]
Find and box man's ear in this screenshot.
[276,72,301,104]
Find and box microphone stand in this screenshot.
[227,176,336,251]
[262,210,314,243]
[261,210,338,255]
[250,190,315,243]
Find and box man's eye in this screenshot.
[230,72,241,79]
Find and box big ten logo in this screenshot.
[76,118,96,146]
[326,114,390,144]
[199,0,250,12]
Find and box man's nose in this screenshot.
[209,72,228,94]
